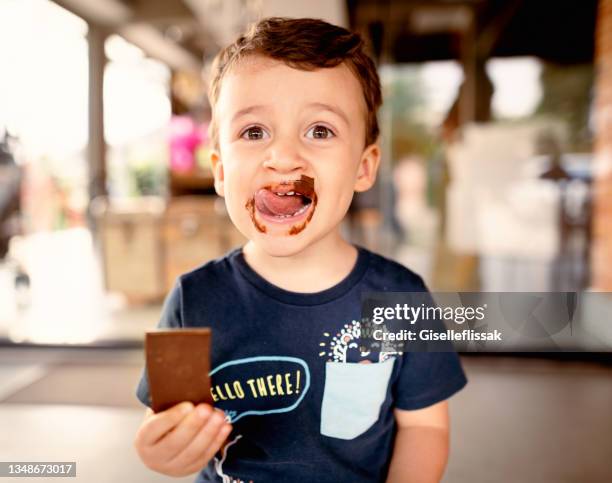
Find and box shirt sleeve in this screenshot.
[393,277,468,411]
[135,279,184,408]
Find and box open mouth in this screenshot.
[254,188,313,220]
[245,175,317,234]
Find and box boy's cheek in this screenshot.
[222,193,253,236]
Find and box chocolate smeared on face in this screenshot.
[244,175,317,235]
[288,179,317,235]
[245,198,267,233]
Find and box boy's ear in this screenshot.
[210,150,225,197]
[354,143,381,192]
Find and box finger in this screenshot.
[170,409,230,469]
[169,409,227,468]
[138,402,194,446]
[199,421,233,466]
[156,403,215,460]
[180,423,232,476]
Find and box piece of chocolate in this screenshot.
[294,175,315,198]
[145,328,213,413]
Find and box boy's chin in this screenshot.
[251,234,311,257]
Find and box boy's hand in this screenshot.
[134,402,233,477]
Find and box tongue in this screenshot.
[254,189,306,216]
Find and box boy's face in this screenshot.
[211,56,380,257]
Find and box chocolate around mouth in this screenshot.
[291,175,315,199]
[245,175,317,235]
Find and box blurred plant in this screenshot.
[384,68,440,163]
[535,63,594,151]
[128,158,165,196]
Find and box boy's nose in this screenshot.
[262,140,307,173]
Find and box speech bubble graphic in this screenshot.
[209,356,311,423]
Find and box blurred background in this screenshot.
[0,0,611,482]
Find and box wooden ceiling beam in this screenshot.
[53,0,202,72]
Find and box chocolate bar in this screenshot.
[145,328,213,413]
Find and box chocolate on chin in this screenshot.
[145,328,213,413]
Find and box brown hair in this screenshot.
[208,17,382,148]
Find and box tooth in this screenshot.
[277,192,285,196]
[286,191,295,196]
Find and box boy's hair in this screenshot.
[208,17,382,148]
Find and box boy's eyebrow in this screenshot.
[306,102,350,126]
[231,104,268,123]
[230,102,351,126]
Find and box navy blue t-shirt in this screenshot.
[136,245,467,483]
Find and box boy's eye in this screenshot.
[306,125,335,140]
[241,126,268,140]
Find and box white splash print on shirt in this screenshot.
[318,320,398,363]
[214,434,244,483]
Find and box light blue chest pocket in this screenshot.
[320,358,396,440]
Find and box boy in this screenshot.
[134,17,467,483]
